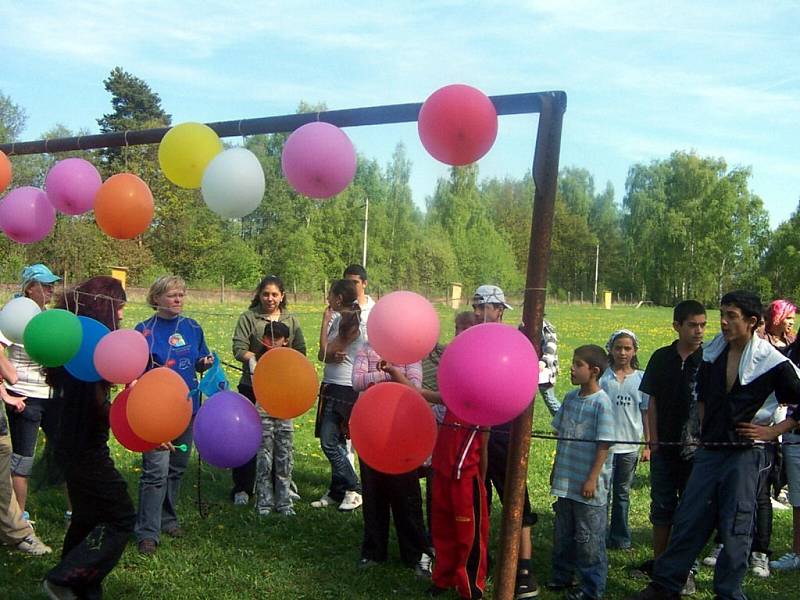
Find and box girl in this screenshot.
[232,275,305,506]
[134,276,213,555]
[351,342,431,577]
[599,329,649,550]
[762,299,796,353]
[311,279,363,511]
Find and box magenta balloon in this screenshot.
[281,122,356,199]
[93,329,149,384]
[437,323,539,426]
[193,390,262,468]
[0,186,56,243]
[366,291,440,364]
[45,158,102,215]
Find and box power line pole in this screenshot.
[593,242,599,305]
[362,196,369,268]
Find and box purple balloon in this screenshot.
[193,390,261,468]
[0,186,56,244]
[45,158,102,215]
[281,122,356,199]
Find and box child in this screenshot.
[549,345,614,600]
[254,321,296,517]
[352,343,431,577]
[134,276,213,555]
[599,329,649,550]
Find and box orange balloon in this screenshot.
[94,173,154,239]
[127,367,191,443]
[253,348,319,419]
[0,151,11,192]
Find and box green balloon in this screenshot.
[23,309,83,367]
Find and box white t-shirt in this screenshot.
[599,368,649,454]
[322,317,362,386]
[0,329,51,399]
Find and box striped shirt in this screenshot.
[352,343,422,391]
[421,344,445,392]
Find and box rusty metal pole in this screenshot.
[494,91,566,600]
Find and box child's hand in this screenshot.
[198,355,214,371]
[383,363,402,380]
[248,356,258,374]
[1,391,25,412]
[581,478,597,499]
[640,446,651,462]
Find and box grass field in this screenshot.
[0,300,795,599]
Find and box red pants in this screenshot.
[431,472,488,599]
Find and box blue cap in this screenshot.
[21,264,61,287]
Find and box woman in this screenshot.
[763,299,796,353]
[43,276,135,599]
[231,275,306,505]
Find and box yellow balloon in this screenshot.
[158,122,223,189]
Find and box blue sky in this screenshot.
[2,1,799,226]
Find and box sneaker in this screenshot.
[43,579,78,600]
[357,557,380,569]
[545,580,577,592]
[64,510,72,522]
[16,534,52,555]
[629,559,654,580]
[257,507,272,517]
[679,572,696,596]
[138,538,157,555]
[771,497,790,510]
[769,551,800,570]
[415,552,433,579]
[516,570,540,598]
[278,507,296,517]
[750,551,770,577]
[702,543,723,567]
[163,526,184,538]
[233,491,249,506]
[338,490,363,511]
[567,591,597,600]
[310,492,336,508]
[626,585,680,600]
[426,585,449,596]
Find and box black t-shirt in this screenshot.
[639,341,702,456]
[49,369,111,464]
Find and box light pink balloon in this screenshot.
[45,158,102,215]
[0,186,56,243]
[438,323,539,426]
[93,329,149,384]
[281,122,356,199]
[367,291,440,365]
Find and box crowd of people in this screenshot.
[1,262,800,600]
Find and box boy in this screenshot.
[549,345,614,600]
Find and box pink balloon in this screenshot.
[93,329,149,384]
[438,323,539,426]
[281,122,356,199]
[367,291,440,364]
[45,158,102,215]
[0,186,56,243]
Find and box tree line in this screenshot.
[0,68,793,306]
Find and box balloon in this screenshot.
[418,84,498,166]
[22,309,83,367]
[193,390,261,468]
[201,147,265,218]
[0,186,56,243]
[127,367,191,443]
[281,122,356,199]
[110,388,159,452]
[94,173,154,239]
[349,382,437,474]
[438,323,539,426]
[45,158,102,215]
[367,291,440,364]
[65,316,110,382]
[252,348,319,419]
[0,297,41,343]
[0,150,11,192]
[93,328,149,384]
[158,122,223,189]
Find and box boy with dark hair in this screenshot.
[630,291,800,600]
[342,264,375,327]
[548,344,614,600]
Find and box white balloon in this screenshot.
[201,148,265,218]
[0,297,42,343]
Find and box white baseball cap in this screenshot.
[472,285,512,309]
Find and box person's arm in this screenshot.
[232,312,256,364]
[291,322,307,356]
[737,417,798,441]
[384,361,422,389]
[0,351,17,385]
[195,324,213,373]
[582,442,610,499]
[647,395,659,452]
[421,389,442,404]
[352,348,388,391]
[1,383,24,412]
[318,307,336,361]
[640,408,651,462]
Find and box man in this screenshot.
[343,264,375,336]
[630,291,800,600]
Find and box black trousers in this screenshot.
[485,431,537,526]
[46,450,135,599]
[231,384,257,496]
[360,459,429,565]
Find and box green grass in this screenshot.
[0,301,794,599]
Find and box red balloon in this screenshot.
[349,382,437,474]
[417,84,498,166]
[109,388,159,452]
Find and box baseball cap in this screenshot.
[472,285,512,309]
[21,264,61,287]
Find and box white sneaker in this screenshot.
[415,552,433,579]
[310,492,336,508]
[233,491,249,506]
[338,490,363,511]
[769,551,800,570]
[702,543,723,567]
[750,551,770,577]
[16,534,52,555]
[771,497,790,510]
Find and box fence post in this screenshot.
[220,276,225,304]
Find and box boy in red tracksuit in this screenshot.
[429,408,489,599]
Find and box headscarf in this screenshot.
[605,328,639,354]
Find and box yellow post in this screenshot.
[603,290,612,310]
[110,266,129,289]
[449,282,462,309]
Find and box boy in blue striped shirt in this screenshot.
[548,345,614,600]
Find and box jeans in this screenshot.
[607,451,639,548]
[651,447,768,600]
[255,410,294,513]
[319,398,360,502]
[231,385,258,497]
[649,449,694,526]
[7,395,55,476]
[135,420,193,543]
[552,497,608,599]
